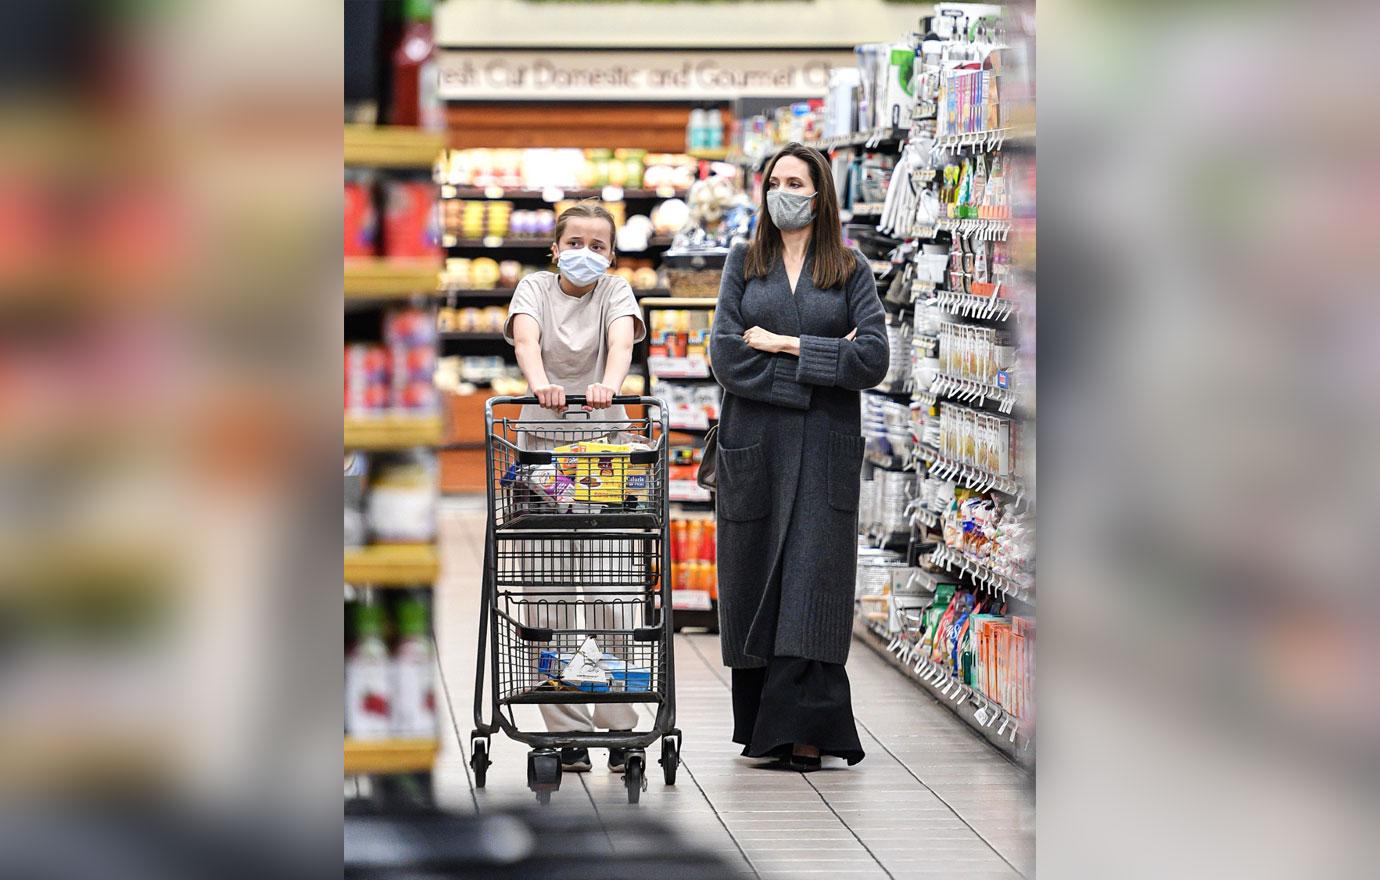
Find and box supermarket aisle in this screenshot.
[433,504,1034,879]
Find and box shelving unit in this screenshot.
[345,259,440,300]
[853,618,1033,767]
[343,127,443,787]
[849,5,1036,765]
[344,738,440,775]
[345,125,446,169]
[345,415,445,451]
[344,544,440,587]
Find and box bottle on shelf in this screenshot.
[346,602,393,740]
[391,0,444,131]
[392,594,437,739]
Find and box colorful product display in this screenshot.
[345,595,438,741]
[345,306,439,417]
[343,175,441,258]
[436,148,697,193]
[670,516,717,611]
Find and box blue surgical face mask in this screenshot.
[556,246,610,286]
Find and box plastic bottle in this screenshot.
[391,595,437,738]
[345,603,392,739]
[708,108,724,149]
[391,0,444,131]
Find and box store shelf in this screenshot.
[930,289,1020,321]
[344,738,439,775]
[440,186,687,201]
[929,373,1020,414]
[345,259,441,299]
[843,202,886,220]
[933,123,1036,153]
[344,543,439,587]
[686,147,730,161]
[853,617,1033,767]
[815,126,912,151]
[446,236,673,249]
[866,382,913,400]
[344,125,445,169]
[639,297,718,310]
[648,354,711,379]
[344,415,444,450]
[919,445,1028,502]
[439,332,506,341]
[929,544,1034,606]
[936,217,1013,240]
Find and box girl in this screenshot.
[503,200,647,774]
[709,143,890,771]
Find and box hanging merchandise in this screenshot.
[845,2,1035,766]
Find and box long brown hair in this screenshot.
[745,142,852,290]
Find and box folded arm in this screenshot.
[710,246,813,410]
[793,256,891,390]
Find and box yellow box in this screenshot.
[553,441,651,505]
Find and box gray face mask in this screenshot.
[766,189,816,231]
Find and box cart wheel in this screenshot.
[660,734,680,786]
[624,753,645,804]
[527,748,561,804]
[470,738,490,789]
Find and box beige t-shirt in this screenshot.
[504,271,646,437]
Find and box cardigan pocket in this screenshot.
[716,442,770,521]
[827,432,866,512]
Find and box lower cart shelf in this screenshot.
[344,738,438,775]
[852,617,1033,768]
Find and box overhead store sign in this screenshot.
[436,50,857,100]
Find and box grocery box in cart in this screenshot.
[552,439,652,505]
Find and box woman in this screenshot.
[504,200,646,773]
[709,142,889,771]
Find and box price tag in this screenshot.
[601,185,624,202]
[440,184,457,199]
[483,184,504,199]
[655,184,677,198]
[542,186,565,203]
[482,235,504,248]
[671,589,714,611]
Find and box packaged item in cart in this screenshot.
[521,464,576,510]
[561,636,610,688]
[553,440,651,505]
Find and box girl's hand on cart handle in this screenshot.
[585,382,616,409]
[534,383,567,412]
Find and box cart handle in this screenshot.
[490,394,650,407]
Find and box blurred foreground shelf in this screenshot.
[344,543,439,586]
[345,259,440,299]
[345,414,444,450]
[344,738,438,775]
[344,125,445,169]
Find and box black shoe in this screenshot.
[787,754,823,773]
[560,747,591,772]
[607,730,633,773]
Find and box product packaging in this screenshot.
[383,180,442,259]
[345,604,392,739]
[391,595,436,738]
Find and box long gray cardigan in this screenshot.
[710,240,889,668]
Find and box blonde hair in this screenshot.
[554,199,617,247]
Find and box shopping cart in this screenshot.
[470,395,680,805]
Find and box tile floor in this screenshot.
[432,502,1035,879]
